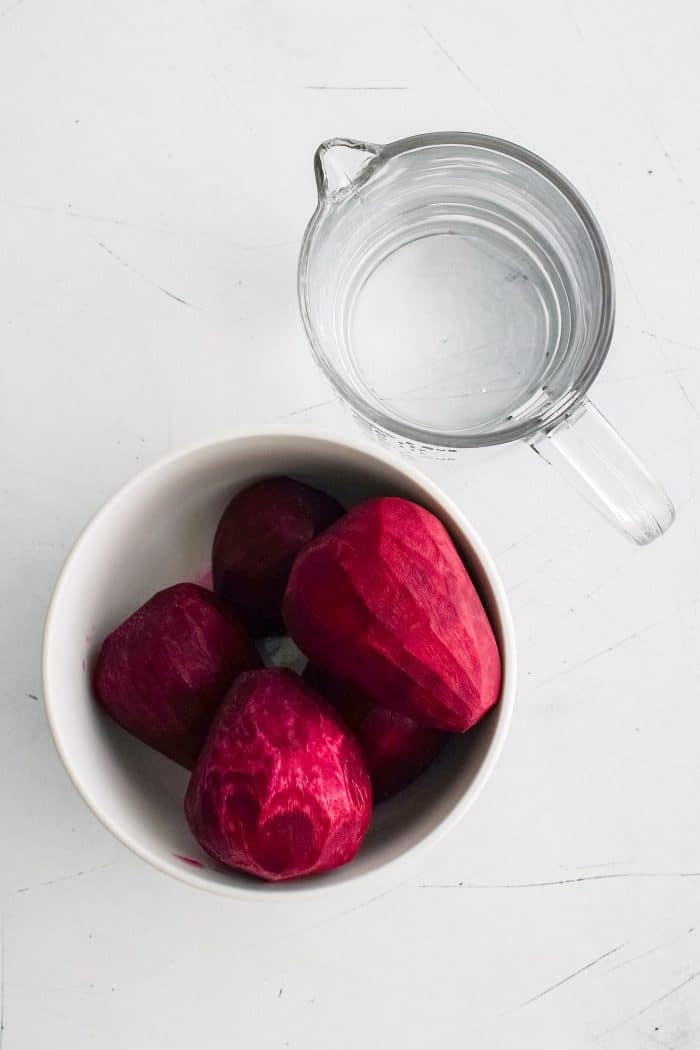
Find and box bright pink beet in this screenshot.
[185,669,372,882]
[284,497,502,733]
[93,583,259,769]
[304,664,446,801]
[212,477,344,636]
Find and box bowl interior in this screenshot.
[44,433,514,896]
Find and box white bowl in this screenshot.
[43,428,516,898]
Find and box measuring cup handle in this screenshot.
[530,399,675,544]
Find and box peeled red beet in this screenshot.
[304,664,446,801]
[93,583,259,768]
[185,669,372,881]
[284,497,502,733]
[212,477,344,636]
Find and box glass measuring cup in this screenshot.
[298,133,675,544]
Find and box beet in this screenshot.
[304,664,446,801]
[185,669,372,881]
[212,477,344,636]
[284,497,501,732]
[93,583,259,768]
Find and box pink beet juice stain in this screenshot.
[173,853,205,868]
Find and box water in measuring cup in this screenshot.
[341,208,571,436]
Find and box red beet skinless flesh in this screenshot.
[304,664,446,801]
[94,583,259,769]
[212,477,344,636]
[185,669,372,882]
[284,497,502,732]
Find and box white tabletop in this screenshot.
[2,1,699,1046]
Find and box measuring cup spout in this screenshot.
[313,138,382,201]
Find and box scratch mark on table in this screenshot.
[604,942,662,974]
[294,887,393,939]
[603,926,695,975]
[420,23,479,89]
[536,614,673,687]
[505,556,557,596]
[280,399,335,418]
[596,968,700,1040]
[641,328,700,419]
[675,377,700,418]
[156,286,191,307]
[615,251,646,315]
[10,860,119,895]
[0,200,131,227]
[563,859,644,872]
[278,986,283,998]
[0,0,23,16]
[641,330,700,354]
[304,85,408,91]
[618,323,700,355]
[419,21,511,126]
[495,506,577,558]
[607,36,686,192]
[567,568,627,612]
[418,870,700,889]
[518,942,626,1008]
[97,242,198,309]
[599,368,688,387]
[646,125,684,187]
[647,1032,677,1050]
[0,200,296,250]
[196,0,253,133]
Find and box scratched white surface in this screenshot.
[2,0,699,1046]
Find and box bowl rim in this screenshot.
[42,425,517,899]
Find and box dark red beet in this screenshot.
[185,669,372,882]
[284,497,502,733]
[93,583,259,768]
[212,477,344,636]
[304,664,446,801]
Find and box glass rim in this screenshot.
[298,131,616,449]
